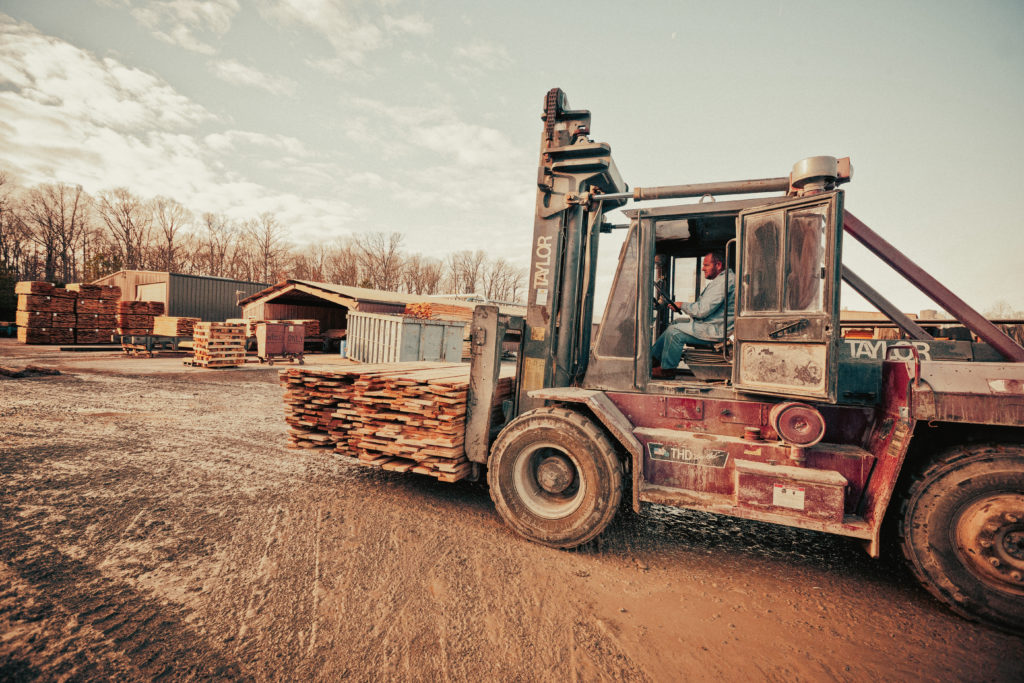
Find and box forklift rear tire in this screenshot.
[899,443,1024,633]
[488,406,622,549]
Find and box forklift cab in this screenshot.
[587,190,844,402]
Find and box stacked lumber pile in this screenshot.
[286,319,319,337]
[116,301,164,335]
[403,302,476,359]
[153,315,201,337]
[191,322,246,367]
[280,362,514,483]
[15,282,76,344]
[403,302,475,322]
[68,283,120,343]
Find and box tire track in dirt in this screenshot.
[0,506,247,680]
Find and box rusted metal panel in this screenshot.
[857,361,916,555]
[639,483,873,539]
[734,459,847,524]
[910,361,1024,426]
[736,341,827,395]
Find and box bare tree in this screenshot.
[445,249,487,294]
[96,187,152,271]
[244,212,289,283]
[152,196,193,272]
[20,183,91,282]
[355,231,405,291]
[482,257,526,302]
[325,237,360,286]
[402,253,445,294]
[199,212,237,277]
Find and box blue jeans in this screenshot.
[652,325,705,369]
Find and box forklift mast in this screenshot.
[514,89,627,414]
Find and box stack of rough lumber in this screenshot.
[153,315,201,337]
[116,301,164,335]
[280,362,514,483]
[191,322,246,367]
[403,302,474,322]
[15,282,76,344]
[69,283,120,343]
[288,319,319,337]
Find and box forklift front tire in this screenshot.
[488,406,622,549]
[899,442,1024,634]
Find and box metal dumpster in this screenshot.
[256,322,304,364]
[347,311,466,364]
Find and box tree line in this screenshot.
[0,174,527,317]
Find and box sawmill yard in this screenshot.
[1,339,1022,681]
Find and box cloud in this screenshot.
[262,0,431,70]
[126,0,240,54]
[0,14,211,131]
[454,41,513,71]
[210,59,296,95]
[204,130,309,157]
[0,14,356,243]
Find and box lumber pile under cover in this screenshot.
[153,315,201,337]
[280,362,514,482]
[191,322,246,367]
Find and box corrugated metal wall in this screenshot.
[167,274,269,321]
[92,271,169,301]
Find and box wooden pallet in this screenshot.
[190,322,247,368]
[279,362,513,483]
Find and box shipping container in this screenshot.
[347,311,466,364]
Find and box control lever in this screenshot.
[653,280,683,314]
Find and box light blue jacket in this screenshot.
[675,269,735,342]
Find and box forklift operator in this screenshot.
[651,251,735,371]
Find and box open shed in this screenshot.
[238,281,457,333]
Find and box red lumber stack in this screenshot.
[15,282,77,344]
[279,362,514,483]
[116,300,164,335]
[69,282,120,343]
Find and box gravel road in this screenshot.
[1,340,1022,681]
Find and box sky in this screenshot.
[0,1,1022,315]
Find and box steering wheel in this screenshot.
[653,280,683,314]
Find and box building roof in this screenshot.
[239,280,525,316]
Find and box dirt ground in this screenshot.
[1,338,1022,682]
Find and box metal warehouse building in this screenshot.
[92,270,270,322]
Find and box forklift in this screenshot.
[463,88,1024,632]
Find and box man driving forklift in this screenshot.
[651,251,735,377]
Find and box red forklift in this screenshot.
[463,88,1024,632]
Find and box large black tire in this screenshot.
[487,406,622,548]
[899,443,1024,633]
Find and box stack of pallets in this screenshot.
[116,301,164,335]
[153,316,201,337]
[190,322,247,367]
[68,283,120,343]
[279,362,514,482]
[15,282,76,344]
